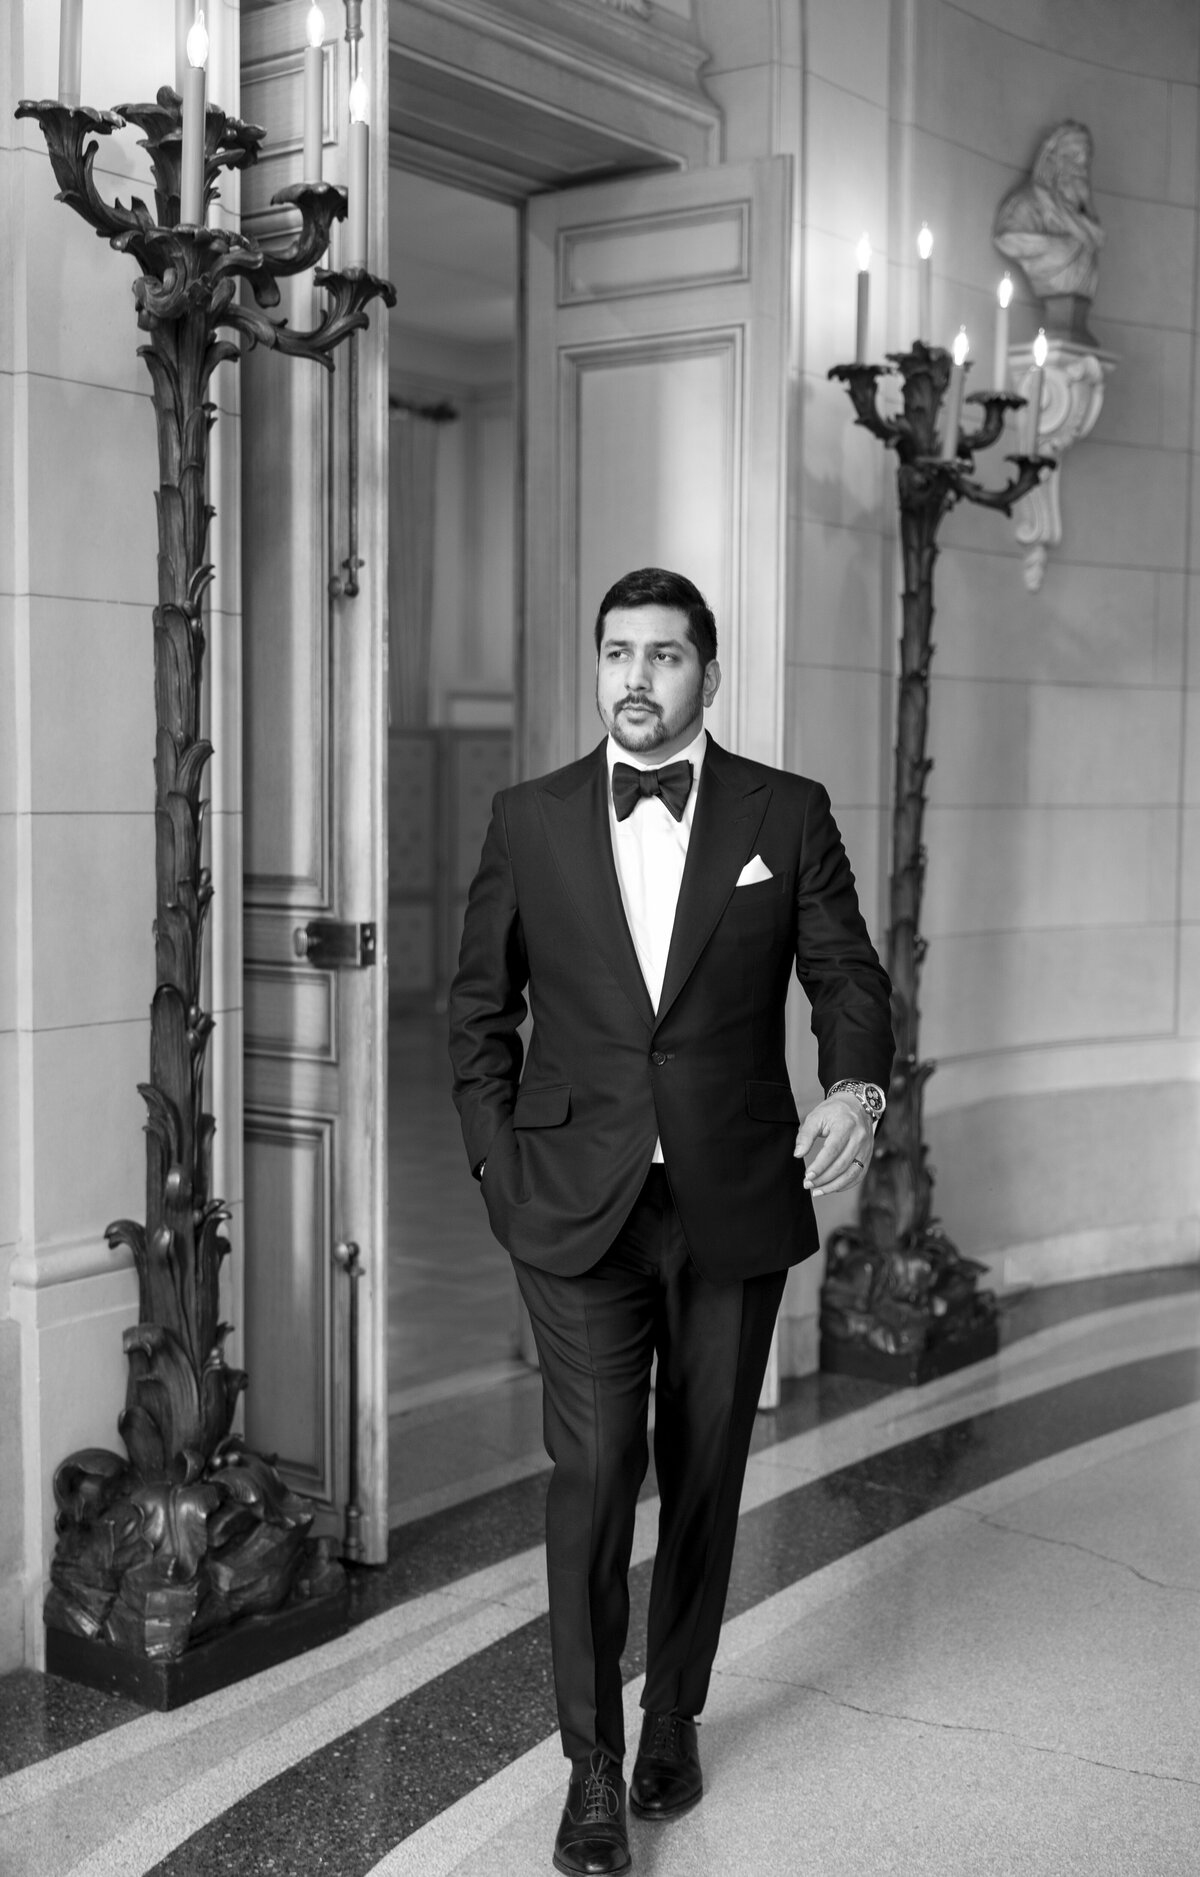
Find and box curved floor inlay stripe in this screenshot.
[138,1342,1200,1877]
[369,1396,1200,1877]
[3,1298,1196,1877]
[3,1280,1193,1797]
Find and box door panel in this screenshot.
[571,334,740,752]
[557,200,750,302]
[241,302,329,906]
[240,3,390,1560]
[525,158,792,779]
[243,1116,335,1500]
[524,158,792,1406]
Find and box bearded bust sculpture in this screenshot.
[994,121,1105,343]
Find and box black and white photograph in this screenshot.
[1,3,1199,1873]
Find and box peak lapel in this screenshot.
[536,747,656,1030]
[656,742,770,1026]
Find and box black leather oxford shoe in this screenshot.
[629,1710,702,1819]
[553,1752,631,1875]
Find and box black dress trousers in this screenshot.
[513,1165,787,1769]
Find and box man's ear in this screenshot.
[703,660,721,707]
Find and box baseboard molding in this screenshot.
[779,1310,819,1379]
[994,1218,1200,1291]
[0,1576,24,1675]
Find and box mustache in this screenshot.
[616,696,660,715]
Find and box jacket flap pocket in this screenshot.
[745,1080,800,1126]
[513,1083,572,1129]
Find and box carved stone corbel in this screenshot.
[1009,337,1115,591]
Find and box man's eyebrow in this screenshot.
[601,637,688,650]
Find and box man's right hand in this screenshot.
[794,1095,872,1198]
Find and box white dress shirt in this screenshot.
[606,725,708,1164]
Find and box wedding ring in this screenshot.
[850,1157,864,1170]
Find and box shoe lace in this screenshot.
[581,1753,620,1823]
[646,1711,684,1758]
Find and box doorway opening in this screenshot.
[384,169,542,1523]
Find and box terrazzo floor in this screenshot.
[2,1264,1199,1876]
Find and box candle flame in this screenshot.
[917,222,933,260]
[997,272,1013,310]
[186,9,209,68]
[349,73,369,125]
[1033,328,1048,368]
[952,326,969,366]
[306,4,325,48]
[856,233,871,273]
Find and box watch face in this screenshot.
[863,1085,885,1118]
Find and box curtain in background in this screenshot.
[387,410,440,727]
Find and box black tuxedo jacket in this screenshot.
[449,737,894,1281]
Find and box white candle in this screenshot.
[1028,328,1048,452]
[992,273,1013,391]
[346,74,369,269]
[940,326,968,461]
[917,223,933,343]
[175,0,194,96]
[855,233,871,364]
[303,6,325,183]
[58,0,83,108]
[180,11,208,226]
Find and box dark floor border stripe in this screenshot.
[147,1343,1200,1876]
[1,1266,1195,1785]
[344,1264,1200,1626]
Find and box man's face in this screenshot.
[595,604,720,762]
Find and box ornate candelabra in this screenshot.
[820,343,1053,1386]
[15,90,394,1703]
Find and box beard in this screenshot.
[598,668,706,755]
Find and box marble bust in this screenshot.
[994,121,1105,342]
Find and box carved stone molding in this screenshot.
[1009,337,1115,591]
[389,0,719,198]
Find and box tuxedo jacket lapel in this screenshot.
[656,740,770,1026]
[537,745,656,1030]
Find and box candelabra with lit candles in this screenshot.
[18,2,395,1704]
[819,227,1055,1387]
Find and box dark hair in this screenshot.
[594,568,718,669]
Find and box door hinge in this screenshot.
[293,920,377,969]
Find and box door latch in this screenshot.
[293,920,377,969]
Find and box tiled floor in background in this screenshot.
[2,1265,1199,1875]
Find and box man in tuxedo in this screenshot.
[449,568,893,1875]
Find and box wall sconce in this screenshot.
[1008,334,1115,591]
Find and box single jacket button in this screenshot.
[650,1050,668,1066]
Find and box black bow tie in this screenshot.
[612,759,694,823]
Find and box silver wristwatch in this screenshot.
[827,1079,886,1130]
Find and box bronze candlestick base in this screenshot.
[17,88,394,1684]
[820,344,1054,1385]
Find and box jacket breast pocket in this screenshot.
[513,1084,572,1129]
[733,872,788,900]
[723,871,792,933]
[745,1080,800,1127]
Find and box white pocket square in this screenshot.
[736,854,773,887]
